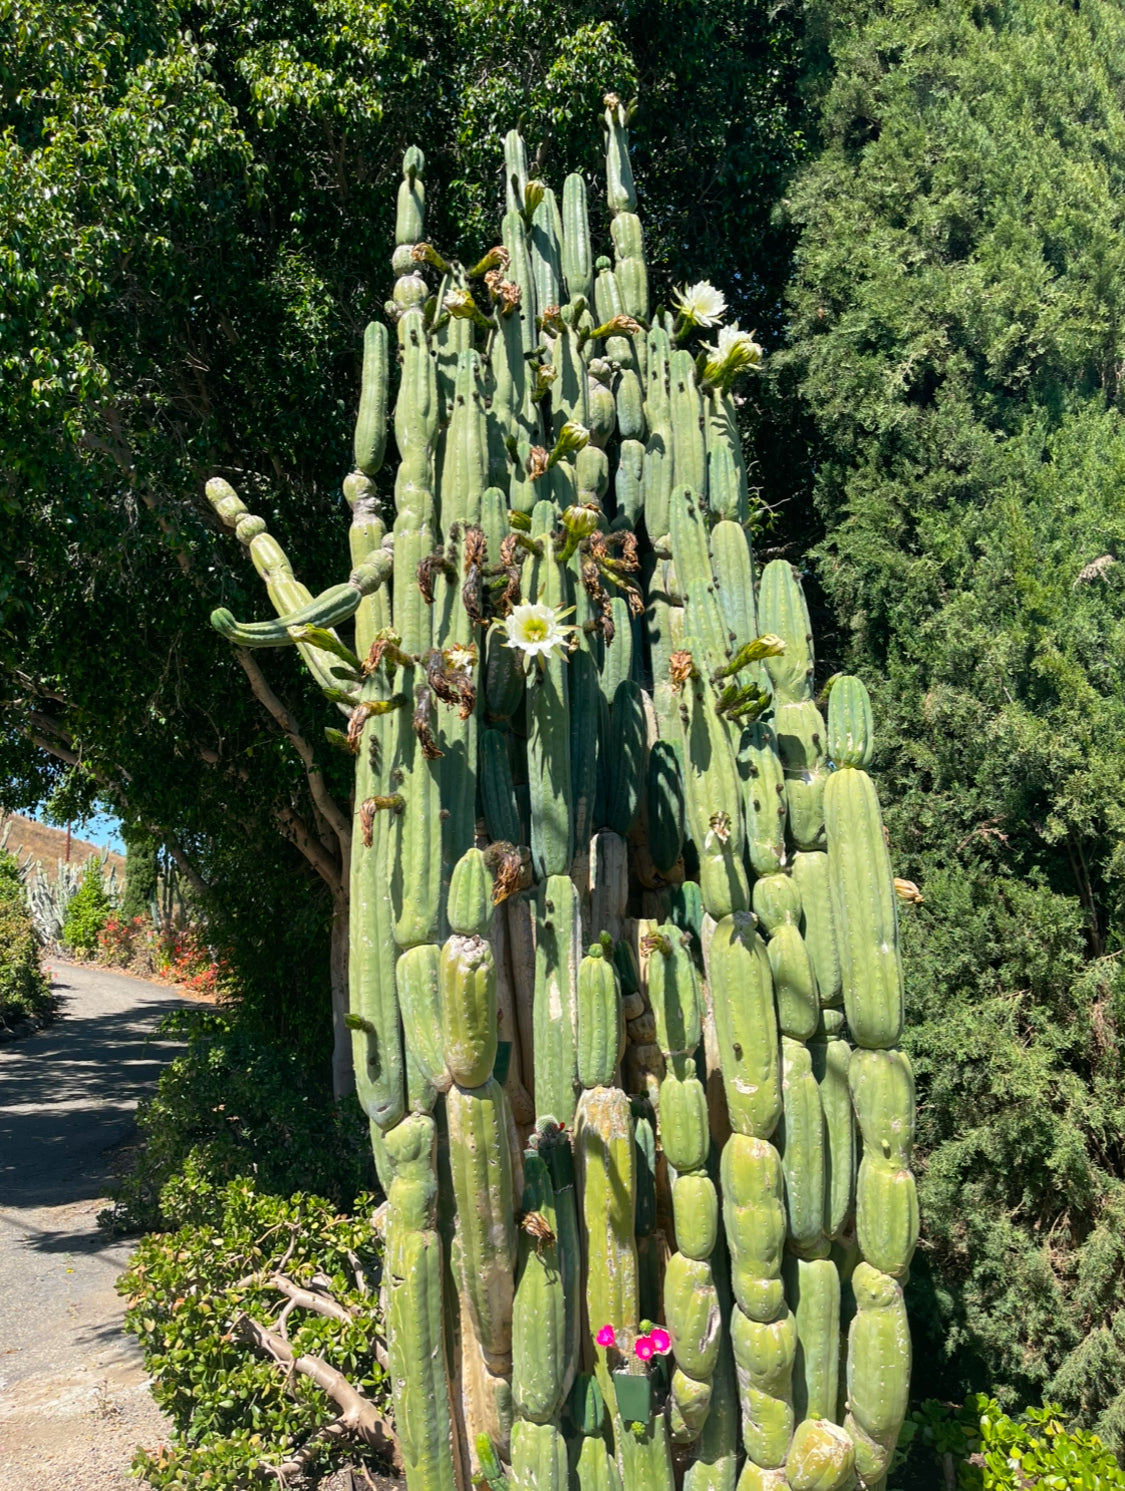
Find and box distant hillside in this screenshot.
[0,813,127,883]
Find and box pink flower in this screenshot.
[634,1336,655,1362]
[595,1325,616,1348]
[649,1328,671,1355]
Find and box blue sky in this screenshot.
[80,813,126,853]
[32,807,126,854]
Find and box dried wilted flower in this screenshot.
[426,649,476,721]
[359,797,378,848]
[417,547,455,606]
[485,841,524,904]
[463,526,487,571]
[670,650,696,691]
[590,313,643,339]
[1075,554,1116,585]
[527,446,550,481]
[496,279,522,311]
[709,810,732,845]
[363,629,401,676]
[470,245,510,278]
[412,686,443,760]
[346,704,369,752]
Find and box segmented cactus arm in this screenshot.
[209,555,393,648]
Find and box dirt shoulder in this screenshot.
[0,960,188,1491]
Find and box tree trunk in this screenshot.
[330,888,353,1101]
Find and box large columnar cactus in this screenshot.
[206,96,916,1491]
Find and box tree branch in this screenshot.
[269,1274,356,1328]
[30,727,210,899]
[272,1418,350,1482]
[235,648,351,861]
[232,1311,395,1467]
[160,836,210,901]
[31,732,80,768]
[276,805,344,894]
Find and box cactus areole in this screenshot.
[208,97,914,1491]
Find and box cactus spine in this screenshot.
[207,104,915,1491]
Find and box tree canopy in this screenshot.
[1,0,806,1053]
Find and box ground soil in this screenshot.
[0,959,404,1491]
[0,960,186,1490]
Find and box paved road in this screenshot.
[0,961,189,1491]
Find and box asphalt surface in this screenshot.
[0,960,188,1490]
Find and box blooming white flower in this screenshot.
[713,322,762,363]
[496,603,577,666]
[701,320,763,390]
[673,281,727,328]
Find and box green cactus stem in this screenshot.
[205,98,917,1491]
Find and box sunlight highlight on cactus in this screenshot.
[206,96,915,1491]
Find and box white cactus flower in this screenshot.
[713,322,762,363]
[495,603,577,666]
[673,280,728,327]
[702,320,764,389]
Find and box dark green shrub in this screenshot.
[0,848,51,1028]
[121,1171,392,1490]
[0,848,23,904]
[781,0,1125,1439]
[100,1007,373,1235]
[60,858,112,957]
[0,905,51,1028]
[119,825,158,922]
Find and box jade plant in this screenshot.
[207,96,917,1491]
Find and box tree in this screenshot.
[1,0,806,1086]
[781,0,1125,1444]
[120,824,159,922]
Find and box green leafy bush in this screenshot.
[902,1396,1125,1489]
[60,858,112,957]
[0,848,23,903]
[121,1172,392,1490]
[0,850,51,1029]
[101,1007,373,1235]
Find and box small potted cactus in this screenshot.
[596,1321,672,1426]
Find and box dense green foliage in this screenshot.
[0,849,23,904]
[781,0,1125,1447]
[903,1396,1125,1489]
[121,1173,389,1489]
[1,0,805,1074]
[59,858,112,956]
[0,849,51,1027]
[102,1008,372,1235]
[119,825,158,921]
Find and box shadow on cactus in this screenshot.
[207,95,917,1491]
